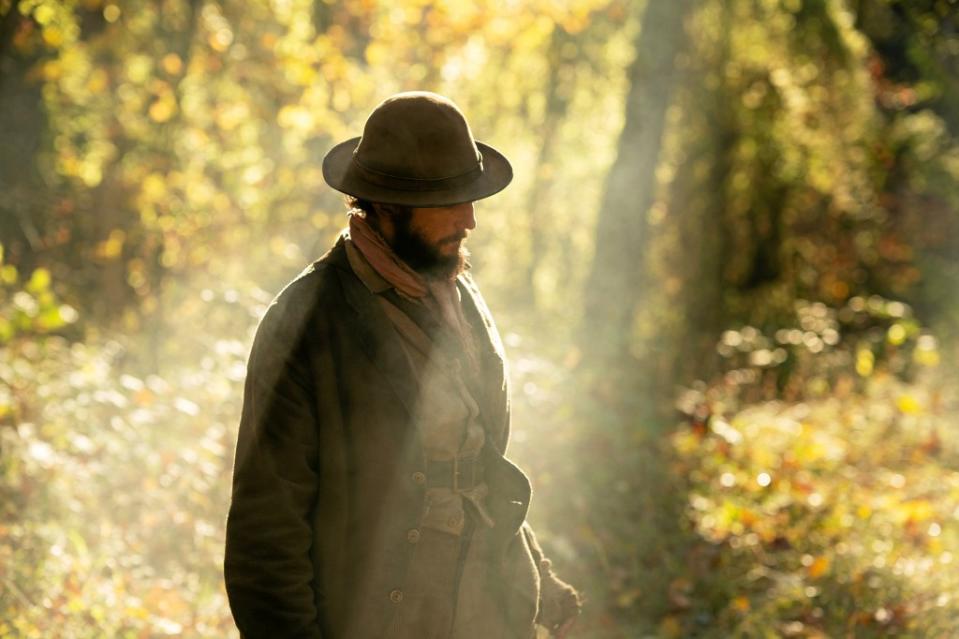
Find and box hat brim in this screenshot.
[322,137,513,207]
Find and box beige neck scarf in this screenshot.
[347,210,480,374]
[348,210,430,299]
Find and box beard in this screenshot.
[389,210,469,280]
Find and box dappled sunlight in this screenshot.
[3,0,959,637]
[0,302,245,637]
[671,369,959,636]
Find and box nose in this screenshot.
[456,202,476,231]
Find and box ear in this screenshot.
[367,202,396,240]
[372,202,403,217]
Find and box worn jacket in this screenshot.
[224,236,548,638]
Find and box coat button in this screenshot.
[447,513,462,527]
[411,471,426,485]
[389,589,404,604]
[406,528,420,544]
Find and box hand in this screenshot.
[552,617,576,638]
[534,554,581,639]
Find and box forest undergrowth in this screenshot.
[1,271,957,638]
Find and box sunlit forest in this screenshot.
[2,0,959,636]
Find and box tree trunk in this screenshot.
[521,25,576,309]
[0,7,48,273]
[578,0,693,421]
[672,0,734,390]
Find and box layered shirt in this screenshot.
[344,212,529,638]
[344,217,496,536]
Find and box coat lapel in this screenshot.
[456,271,507,367]
[456,271,510,450]
[326,239,509,453]
[330,243,529,549]
[456,275,532,553]
[326,239,420,419]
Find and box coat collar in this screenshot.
[455,273,508,435]
[324,234,509,447]
[326,236,420,419]
[323,235,528,543]
[455,271,506,369]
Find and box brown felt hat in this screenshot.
[322,91,513,207]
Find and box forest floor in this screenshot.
[2,301,958,638]
[505,314,959,639]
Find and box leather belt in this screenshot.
[426,454,483,492]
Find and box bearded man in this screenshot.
[224,91,580,639]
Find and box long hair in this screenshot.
[345,196,412,230]
[345,195,375,217]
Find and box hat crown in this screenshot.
[353,92,482,181]
[322,91,511,207]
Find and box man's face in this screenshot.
[389,202,476,279]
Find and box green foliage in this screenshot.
[669,364,957,638]
[654,297,954,637]
[1,0,628,329]
[0,325,244,637]
[0,245,78,344]
[686,294,941,409]
[1,0,958,636]
[628,0,959,395]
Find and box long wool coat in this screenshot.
[224,237,545,638]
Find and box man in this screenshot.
[224,91,579,639]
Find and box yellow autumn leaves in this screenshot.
[0,248,78,343]
[670,367,959,634]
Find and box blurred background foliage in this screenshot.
[1,0,958,636]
